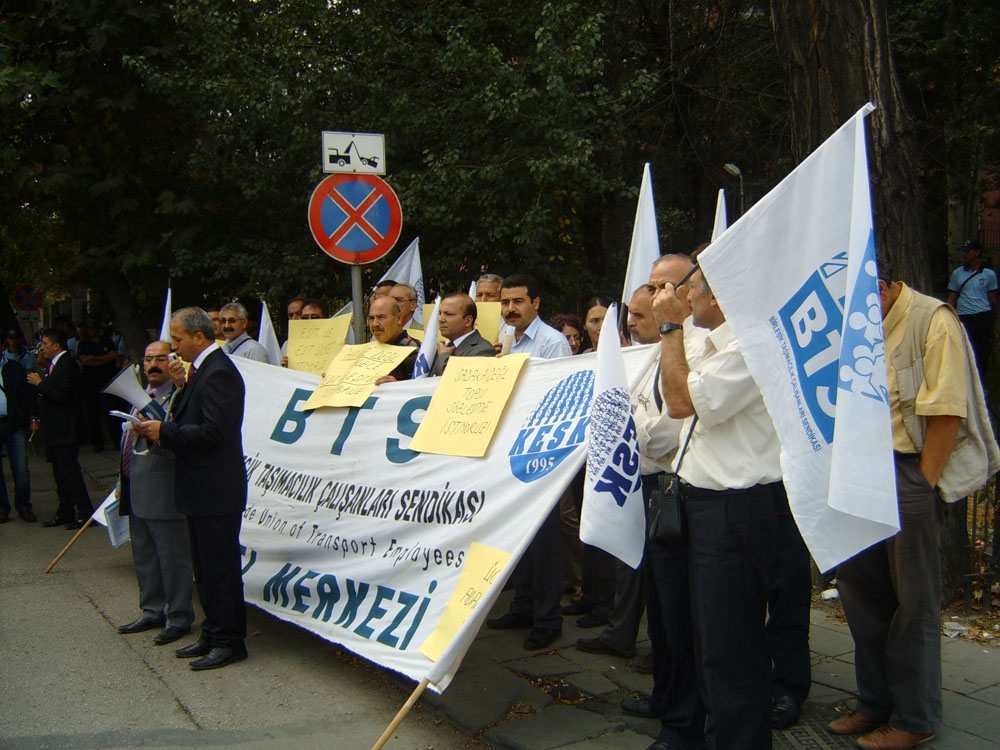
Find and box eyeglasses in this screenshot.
[143,355,170,363]
[301,314,323,320]
[219,317,243,324]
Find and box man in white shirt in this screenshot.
[219,303,268,362]
[652,265,781,750]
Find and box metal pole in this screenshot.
[351,264,366,343]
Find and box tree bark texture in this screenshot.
[770,0,931,290]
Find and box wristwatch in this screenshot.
[659,321,683,335]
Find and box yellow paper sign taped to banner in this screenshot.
[287,317,352,375]
[474,302,502,344]
[419,542,512,662]
[303,341,414,410]
[408,354,528,457]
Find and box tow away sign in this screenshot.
[322,131,385,175]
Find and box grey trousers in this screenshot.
[130,515,195,629]
[837,454,944,734]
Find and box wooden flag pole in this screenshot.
[44,516,96,573]
[371,677,430,750]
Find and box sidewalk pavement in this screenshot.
[2,445,999,749]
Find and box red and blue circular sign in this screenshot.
[307,174,402,264]
[13,283,42,311]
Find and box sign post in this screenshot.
[307,171,403,343]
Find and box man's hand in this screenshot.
[29,420,41,436]
[375,375,398,386]
[651,282,689,326]
[134,417,162,443]
[437,341,455,355]
[167,358,186,390]
[26,371,42,387]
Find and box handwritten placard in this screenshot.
[408,354,528,456]
[419,542,512,662]
[287,317,352,374]
[302,341,414,410]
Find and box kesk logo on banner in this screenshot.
[698,103,898,573]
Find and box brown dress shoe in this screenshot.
[828,710,883,735]
[18,510,37,522]
[856,725,936,749]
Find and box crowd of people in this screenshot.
[1,237,994,748]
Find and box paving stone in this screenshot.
[560,728,656,748]
[809,656,857,695]
[941,638,1000,694]
[565,671,619,697]
[506,652,582,678]
[484,704,625,750]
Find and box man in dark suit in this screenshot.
[116,340,195,646]
[0,329,39,523]
[135,307,248,671]
[27,328,94,529]
[430,293,497,376]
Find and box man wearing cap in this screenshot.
[3,328,38,373]
[0,329,39,523]
[946,238,997,380]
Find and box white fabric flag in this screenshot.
[698,102,898,572]
[580,303,645,568]
[382,237,425,326]
[621,163,661,304]
[711,188,727,241]
[412,296,441,378]
[257,300,282,366]
[159,286,172,343]
[468,280,477,298]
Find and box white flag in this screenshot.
[711,188,727,241]
[258,299,282,366]
[381,237,425,325]
[468,279,477,298]
[159,286,172,343]
[621,164,661,304]
[92,490,130,548]
[580,303,645,568]
[412,296,441,379]
[698,103,898,572]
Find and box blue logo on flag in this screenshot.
[838,232,888,405]
[509,371,593,483]
[587,387,641,506]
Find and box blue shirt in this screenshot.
[505,316,572,360]
[948,265,998,315]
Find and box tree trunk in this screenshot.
[770,0,931,290]
[100,269,152,365]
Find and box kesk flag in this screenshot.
[711,188,727,241]
[412,296,441,378]
[258,300,282,366]
[159,286,172,343]
[621,163,661,305]
[697,103,898,573]
[580,303,645,568]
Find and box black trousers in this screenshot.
[187,513,247,647]
[47,444,93,518]
[683,482,777,750]
[959,311,994,379]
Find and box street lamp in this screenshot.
[723,162,744,217]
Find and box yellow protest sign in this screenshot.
[408,354,528,457]
[287,317,352,375]
[474,302,502,344]
[419,542,512,662]
[303,341,415,410]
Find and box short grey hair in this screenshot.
[172,307,215,338]
[220,302,248,320]
[478,273,503,285]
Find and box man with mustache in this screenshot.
[487,274,571,650]
[219,302,268,362]
[116,340,195,646]
[368,295,420,384]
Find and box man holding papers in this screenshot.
[369,296,420,384]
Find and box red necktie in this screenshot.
[187,365,197,385]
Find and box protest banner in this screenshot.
[231,349,654,691]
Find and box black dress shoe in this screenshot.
[153,626,191,645]
[65,519,88,530]
[576,611,609,628]
[523,627,561,650]
[190,645,247,671]
[43,515,75,527]
[561,601,593,616]
[175,638,213,658]
[621,696,661,718]
[486,611,533,630]
[118,615,165,634]
[771,694,801,729]
[0,512,8,524]
[646,742,682,750]
[576,637,631,658]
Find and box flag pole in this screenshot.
[371,677,430,750]
[44,515,97,573]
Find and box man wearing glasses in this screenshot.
[116,340,195,646]
[219,302,268,362]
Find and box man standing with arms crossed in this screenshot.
[135,307,248,671]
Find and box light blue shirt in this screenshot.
[948,265,997,316]
[505,316,572,360]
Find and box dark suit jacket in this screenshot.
[35,352,81,447]
[430,330,497,376]
[159,348,247,517]
[1,359,38,430]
